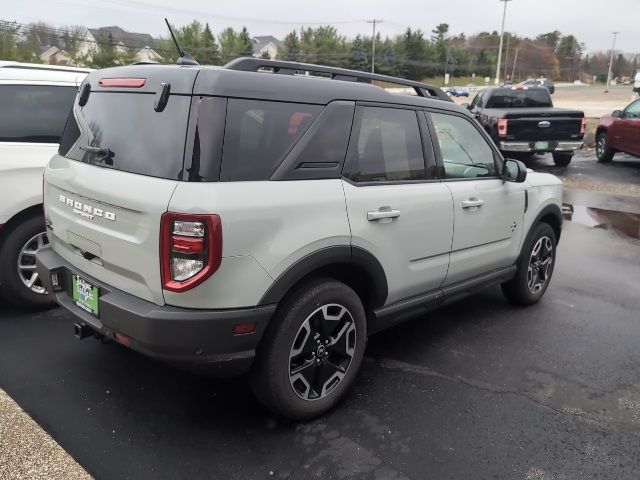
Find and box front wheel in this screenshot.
[502,223,557,306]
[552,152,573,167]
[250,278,366,420]
[0,215,55,310]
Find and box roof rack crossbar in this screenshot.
[224,57,452,102]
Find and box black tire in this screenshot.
[0,215,55,311]
[501,222,557,306]
[249,278,366,420]
[552,152,573,167]
[595,132,615,163]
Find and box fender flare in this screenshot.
[525,203,563,248]
[259,245,388,307]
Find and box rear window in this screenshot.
[0,85,77,143]
[219,99,322,181]
[60,92,191,180]
[485,89,552,109]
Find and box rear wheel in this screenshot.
[0,215,55,310]
[595,132,615,163]
[552,152,573,167]
[250,278,366,420]
[502,222,557,306]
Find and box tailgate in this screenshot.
[506,113,582,140]
[44,155,178,305]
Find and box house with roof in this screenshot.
[78,26,162,63]
[38,45,70,65]
[252,36,284,59]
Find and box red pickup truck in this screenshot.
[596,99,640,162]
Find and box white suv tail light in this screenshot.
[160,212,222,292]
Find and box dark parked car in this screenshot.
[519,78,555,94]
[465,86,585,166]
[446,86,469,97]
[595,99,640,162]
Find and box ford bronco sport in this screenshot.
[37,58,563,419]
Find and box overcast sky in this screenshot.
[6,0,639,54]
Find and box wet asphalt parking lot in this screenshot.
[1,151,640,480]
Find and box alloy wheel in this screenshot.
[17,232,48,294]
[527,235,554,294]
[289,304,356,401]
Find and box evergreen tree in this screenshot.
[202,23,221,65]
[348,34,369,72]
[281,30,300,61]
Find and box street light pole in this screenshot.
[367,19,383,74]
[606,32,619,87]
[495,0,512,85]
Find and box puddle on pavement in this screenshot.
[562,204,640,239]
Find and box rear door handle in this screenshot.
[461,198,485,209]
[367,208,401,222]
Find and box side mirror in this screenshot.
[612,109,622,118]
[502,158,527,183]
[461,103,470,109]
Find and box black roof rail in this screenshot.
[224,57,452,102]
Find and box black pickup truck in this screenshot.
[465,86,585,166]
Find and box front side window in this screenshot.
[0,85,77,143]
[220,99,321,181]
[470,90,484,109]
[624,100,640,118]
[430,112,498,179]
[349,107,425,183]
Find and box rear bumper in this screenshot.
[499,141,583,153]
[36,245,276,376]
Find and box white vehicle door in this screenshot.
[426,109,526,285]
[342,104,454,306]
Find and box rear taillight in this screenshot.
[497,118,509,137]
[99,78,147,88]
[580,117,587,135]
[160,213,222,293]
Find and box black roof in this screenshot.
[84,59,465,114]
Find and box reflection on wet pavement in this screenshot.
[563,203,640,239]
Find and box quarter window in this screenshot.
[349,107,425,183]
[0,85,77,143]
[220,99,321,181]
[430,112,498,179]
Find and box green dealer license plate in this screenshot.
[534,141,549,150]
[72,274,99,316]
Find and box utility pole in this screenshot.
[606,32,619,87]
[495,0,512,85]
[511,46,519,81]
[367,19,383,74]
[503,33,510,81]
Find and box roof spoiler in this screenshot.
[224,57,452,102]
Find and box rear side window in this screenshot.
[0,85,77,143]
[61,92,191,180]
[349,107,425,183]
[485,89,552,108]
[220,99,321,181]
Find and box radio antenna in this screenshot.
[164,18,199,66]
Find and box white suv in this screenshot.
[37,59,563,419]
[0,62,89,309]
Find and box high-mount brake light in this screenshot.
[580,117,587,135]
[99,78,147,88]
[160,212,222,292]
[512,85,527,90]
[497,118,509,137]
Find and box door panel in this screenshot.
[343,181,453,304]
[427,110,525,285]
[445,179,525,284]
[342,105,453,306]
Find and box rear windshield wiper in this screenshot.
[80,145,115,167]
